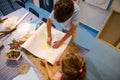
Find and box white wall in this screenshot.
[79,0,110,31]
[78,0,120,31]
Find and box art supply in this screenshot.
[0,12,30,36]
[0,17,8,23]
[11,12,30,30]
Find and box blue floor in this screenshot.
[25,1,120,80]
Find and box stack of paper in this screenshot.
[22,23,72,65]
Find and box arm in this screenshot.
[44,61,54,79]
[42,59,59,80]
[53,23,77,48]
[47,18,52,45]
[60,23,77,43]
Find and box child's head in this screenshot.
[54,0,74,23]
[61,53,86,80]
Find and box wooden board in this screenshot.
[97,9,120,51]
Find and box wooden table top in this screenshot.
[23,41,81,80]
[0,8,81,80]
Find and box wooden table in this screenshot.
[23,41,80,80]
[0,8,81,80]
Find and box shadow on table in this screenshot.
[6,57,23,67]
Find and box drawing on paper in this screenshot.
[22,23,72,65]
[40,43,50,50]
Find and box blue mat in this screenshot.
[0,53,44,80]
[73,42,90,56]
[0,55,21,80]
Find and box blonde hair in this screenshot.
[61,53,86,80]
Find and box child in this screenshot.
[41,53,86,80]
[46,0,80,48]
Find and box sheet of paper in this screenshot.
[22,23,72,65]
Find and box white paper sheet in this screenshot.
[22,23,72,65]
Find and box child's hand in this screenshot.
[47,37,52,46]
[52,40,63,48]
[41,59,48,66]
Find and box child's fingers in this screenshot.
[37,58,42,61]
[41,58,47,63]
